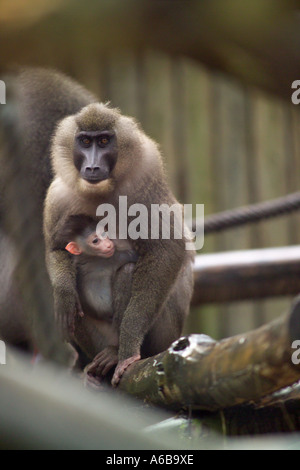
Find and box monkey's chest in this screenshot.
[78,275,113,320]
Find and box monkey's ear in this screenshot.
[65,242,82,255]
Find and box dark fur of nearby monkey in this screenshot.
[44,102,195,385]
[0,68,96,354]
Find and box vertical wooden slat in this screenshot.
[210,75,257,336]
[141,52,177,192]
[181,60,221,338]
[104,51,139,117]
[251,92,293,324]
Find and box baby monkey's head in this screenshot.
[63,215,115,258]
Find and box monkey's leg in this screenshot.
[112,238,186,387]
[112,257,194,386]
[111,262,141,385]
[142,260,194,357]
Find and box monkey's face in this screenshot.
[85,231,115,258]
[74,130,118,185]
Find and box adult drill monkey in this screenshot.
[44,102,194,385]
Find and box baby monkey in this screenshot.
[59,214,138,384]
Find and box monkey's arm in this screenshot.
[113,237,186,385]
[43,180,83,341]
[45,249,84,341]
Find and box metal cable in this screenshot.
[197,192,300,234]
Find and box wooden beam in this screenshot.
[192,245,300,305]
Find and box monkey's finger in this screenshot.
[111,370,122,387]
[87,355,106,371]
[95,356,111,375]
[75,298,84,318]
[76,305,84,318]
[112,354,141,387]
[92,350,107,363]
[94,354,117,376]
[92,347,115,363]
[102,360,117,377]
[85,358,103,375]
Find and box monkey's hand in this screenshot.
[54,289,84,341]
[111,354,141,387]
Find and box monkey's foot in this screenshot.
[111,354,141,387]
[85,346,118,379]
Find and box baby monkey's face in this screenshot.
[86,231,115,258]
[65,228,116,258]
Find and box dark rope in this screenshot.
[196,191,300,234]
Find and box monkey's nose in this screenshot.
[84,166,103,182]
[85,166,100,174]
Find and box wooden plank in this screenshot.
[141,52,177,192]
[208,74,256,336]
[104,51,139,117]
[251,92,293,323]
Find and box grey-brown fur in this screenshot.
[0,68,96,353]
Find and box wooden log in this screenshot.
[192,245,300,305]
[119,297,300,410]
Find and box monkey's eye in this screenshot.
[98,136,110,146]
[92,237,99,244]
[79,136,91,147]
